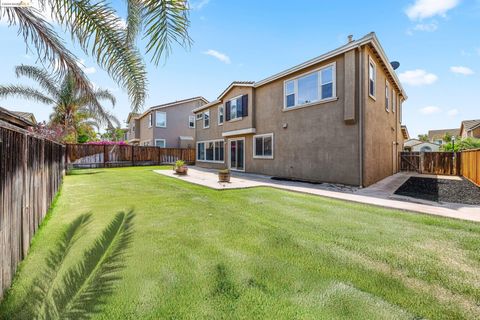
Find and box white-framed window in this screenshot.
[155,139,166,148]
[142,140,150,146]
[188,115,195,128]
[156,111,166,127]
[284,63,336,109]
[392,89,396,113]
[148,113,153,128]
[369,58,376,99]
[196,113,203,120]
[253,133,274,159]
[385,81,390,112]
[218,105,224,125]
[197,139,224,162]
[203,110,210,128]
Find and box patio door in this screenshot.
[229,138,245,171]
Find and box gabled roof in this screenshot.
[217,81,255,100]
[404,139,440,148]
[401,125,409,139]
[11,111,36,124]
[126,112,140,123]
[461,119,480,132]
[0,107,35,128]
[193,99,221,113]
[428,128,460,141]
[131,96,209,120]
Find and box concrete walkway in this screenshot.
[154,167,480,223]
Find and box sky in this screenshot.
[0,0,479,138]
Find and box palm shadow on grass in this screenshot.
[17,210,135,320]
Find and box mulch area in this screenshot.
[394,177,480,205]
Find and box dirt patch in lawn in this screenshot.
[394,177,480,205]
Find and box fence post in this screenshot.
[131,145,135,166]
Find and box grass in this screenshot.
[1,166,480,319]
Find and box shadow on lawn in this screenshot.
[17,210,134,320]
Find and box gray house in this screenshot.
[127,97,208,148]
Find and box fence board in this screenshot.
[461,149,480,187]
[66,144,195,168]
[0,120,65,299]
[399,152,460,175]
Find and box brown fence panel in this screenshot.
[0,120,65,299]
[461,149,480,186]
[422,152,460,175]
[399,152,420,172]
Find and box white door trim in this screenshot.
[228,137,246,172]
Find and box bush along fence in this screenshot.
[0,120,65,299]
[461,149,480,187]
[66,144,196,168]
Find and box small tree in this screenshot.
[442,137,480,151]
[418,134,429,142]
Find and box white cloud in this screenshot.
[447,109,459,116]
[406,0,461,20]
[413,22,438,32]
[190,0,210,10]
[399,69,438,86]
[77,59,96,74]
[450,66,474,75]
[203,49,231,64]
[419,106,442,115]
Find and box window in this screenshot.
[156,111,166,127]
[188,115,195,128]
[148,114,153,128]
[225,95,248,121]
[369,58,376,99]
[284,64,335,109]
[197,140,224,162]
[196,113,203,120]
[155,139,166,148]
[392,90,396,113]
[218,105,224,125]
[203,110,210,128]
[385,81,390,112]
[253,133,274,159]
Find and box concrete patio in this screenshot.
[155,167,480,222]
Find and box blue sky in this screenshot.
[1,0,479,138]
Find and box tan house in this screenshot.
[127,97,208,148]
[193,32,407,187]
[427,128,460,146]
[460,119,480,139]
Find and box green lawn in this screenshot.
[1,166,480,319]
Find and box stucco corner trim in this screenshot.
[222,128,256,137]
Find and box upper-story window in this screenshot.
[385,81,390,112]
[218,105,224,125]
[203,110,210,128]
[225,95,248,121]
[284,63,335,109]
[148,113,153,128]
[156,111,166,127]
[369,58,376,99]
[188,115,195,128]
[392,89,396,113]
[196,113,203,120]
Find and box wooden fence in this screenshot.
[461,149,480,186]
[399,152,461,175]
[0,120,65,299]
[66,144,196,168]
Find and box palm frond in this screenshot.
[52,211,135,319]
[15,64,59,98]
[93,89,116,107]
[0,85,55,105]
[50,0,147,112]
[126,0,144,45]
[143,0,192,65]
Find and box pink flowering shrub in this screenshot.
[86,140,128,145]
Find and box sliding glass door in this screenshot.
[229,138,244,171]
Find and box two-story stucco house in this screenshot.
[193,33,407,187]
[127,96,208,148]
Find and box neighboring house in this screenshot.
[126,97,208,148]
[403,139,440,152]
[0,106,36,129]
[193,32,407,187]
[427,128,460,146]
[460,119,480,139]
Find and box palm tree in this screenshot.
[0,65,118,141]
[0,0,192,112]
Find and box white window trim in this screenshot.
[154,139,166,148]
[155,111,167,128]
[227,95,244,122]
[196,139,225,163]
[392,89,396,113]
[228,137,246,172]
[203,110,210,128]
[148,113,152,128]
[188,115,195,128]
[283,62,337,110]
[218,105,224,126]
[385,80,390,112]
[196,113,203,120]
[253,133,274,159]
[368,57,376,100]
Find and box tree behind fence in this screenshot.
[0,120,65,299]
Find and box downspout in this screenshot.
[358,46,364,188]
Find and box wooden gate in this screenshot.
[399,152,420,172]
[399,152,460,175]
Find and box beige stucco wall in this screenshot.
[362,46,403,186]
[221,87,254,133]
